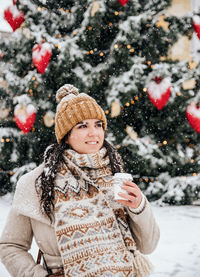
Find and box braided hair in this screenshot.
[35,137,124,222]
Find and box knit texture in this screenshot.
[55,84,107,143]
[54,148,153,277]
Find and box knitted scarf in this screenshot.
[54,148,152,277]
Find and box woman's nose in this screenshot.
[88,126,98,136]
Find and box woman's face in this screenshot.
[66,119,105,154]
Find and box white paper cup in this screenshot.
[113,173,132,200]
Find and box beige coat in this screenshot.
[0,165,160,277]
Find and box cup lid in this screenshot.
[113,173,132,179]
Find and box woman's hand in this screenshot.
[117,180,143,209]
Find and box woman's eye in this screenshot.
[78,125,87,129]
[96,123,103,128]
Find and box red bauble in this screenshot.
[4,5,24,32]
[193,16,200,39]
[118,0,128,6]
[147,77,171,110]
[14,104,36,134]
[13,0,18,4]
[186,103,200,133]
[32,43,52,74]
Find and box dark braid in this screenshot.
[35,137,124,222]
[103,139,124,174]
[35,139,67,222]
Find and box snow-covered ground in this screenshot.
[0,194,200,277]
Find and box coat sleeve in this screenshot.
[0,209,48,277]
[127,197,160,255]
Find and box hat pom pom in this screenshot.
[56,84,79,103]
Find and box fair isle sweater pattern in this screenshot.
[54,148,137,277]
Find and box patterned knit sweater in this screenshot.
[54,148,143,277]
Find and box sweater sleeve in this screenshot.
[0,209,48,277]
[127,197,160,255]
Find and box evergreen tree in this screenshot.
[0,0,200,204]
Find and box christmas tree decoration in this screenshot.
[0,108,10,119]
[126,125,138,140]
[91,1,100,17]
[32,43,52,74]
[43,111,55,127]
[4,5,24,32]
[118,0,128,7]
[147,77,171,110]
[193,15,200,39]
[14,104,36,133]
[182,79,196,90]
[111,101,121,117]
[186,103,200,133]
[188,59,197,70]
[13,0,18,4]
[156,15,169,31]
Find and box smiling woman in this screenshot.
[0,84,159,277]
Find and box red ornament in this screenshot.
[147,77,171,110]
[4,5,24,32]
[186,103,200,133]
[118,0,128,6]
[193,16,200,39]
[32,43,52,74]
[13,0,18,4]
[14,104,36,134]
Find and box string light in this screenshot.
[0,138,11,143]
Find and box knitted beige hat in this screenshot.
[55,84,107,143]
